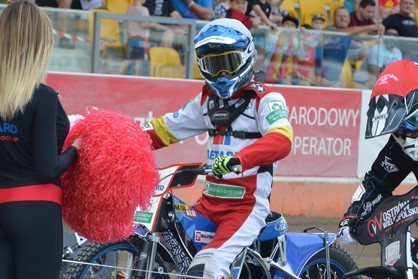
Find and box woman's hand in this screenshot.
[71,137,82,151]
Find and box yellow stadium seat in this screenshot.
[340,59,354,88]
[89,9,126,58]
[106,0,133,14]
[193,56,204,80]
[149,47,184,78]
[414,9,418,26]
[298,0,329,26]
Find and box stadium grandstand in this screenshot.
[3,0,415,89]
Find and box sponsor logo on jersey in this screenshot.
[174,204,190,212]
[203,182,245,199]
[381,156,399,173]
[141,122,153,131]
[185,209,197,217]
[362,194,383,216]
[208,150,235,160]
[266,101,288,124]
[195,230,215,243]
[0,122,19,142]
[268,101,285,111]
[266,109,288,125]
[248,83,266,93]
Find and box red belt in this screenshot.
[0,184,62,205]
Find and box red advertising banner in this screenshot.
[270,85,362,177]
[47,72,361,178]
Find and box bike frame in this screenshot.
[344,185,418,279]
[133,163,337,278]
[62,233,88,260]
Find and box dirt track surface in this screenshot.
[287,215,380,268]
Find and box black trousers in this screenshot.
[345,134,418,218]
[0,201,63,279]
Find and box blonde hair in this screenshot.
[0,1,54,120]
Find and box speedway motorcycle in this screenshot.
[343,185,418,279]
[62,163,358,279]
[61,232,88,275]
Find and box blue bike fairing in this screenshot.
[256,215,288,241]
[271,233,336,278]
[172,196,217,251]
[134,225,148,237]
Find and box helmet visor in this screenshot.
[396,114,418,137]
[198,51,245,77]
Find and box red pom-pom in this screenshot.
[62,110,158,242]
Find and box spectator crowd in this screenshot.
[24,0,418,88]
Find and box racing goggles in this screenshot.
[198,51,245,77]
[396,115,418,136]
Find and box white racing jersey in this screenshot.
[143,81,293,278]
[144,81,293,181]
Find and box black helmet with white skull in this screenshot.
[365,60,418,139]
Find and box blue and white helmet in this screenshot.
[194,18,256,99]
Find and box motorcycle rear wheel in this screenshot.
[61,236,174,279]
[300,244,360,279]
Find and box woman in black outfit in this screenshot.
[0,2,81,278]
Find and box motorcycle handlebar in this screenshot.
[173,163,243,178]
[230,164,242,174]
[180,164,212,175]
[178,164,242,176]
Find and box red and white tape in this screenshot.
[53,29,117,47]
[53,29,92,44]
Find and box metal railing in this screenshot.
[1,3,417,89]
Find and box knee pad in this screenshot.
[187,263,205,277]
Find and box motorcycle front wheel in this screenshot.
[300,244,360,279]
[61,236,174,279]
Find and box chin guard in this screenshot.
[207,91,262,139]
[207,92,252,127]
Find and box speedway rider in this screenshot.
[338,59,418,245]
[141,18,293,278]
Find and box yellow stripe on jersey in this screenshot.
[151,117,179,146]
[267,126,293,143]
